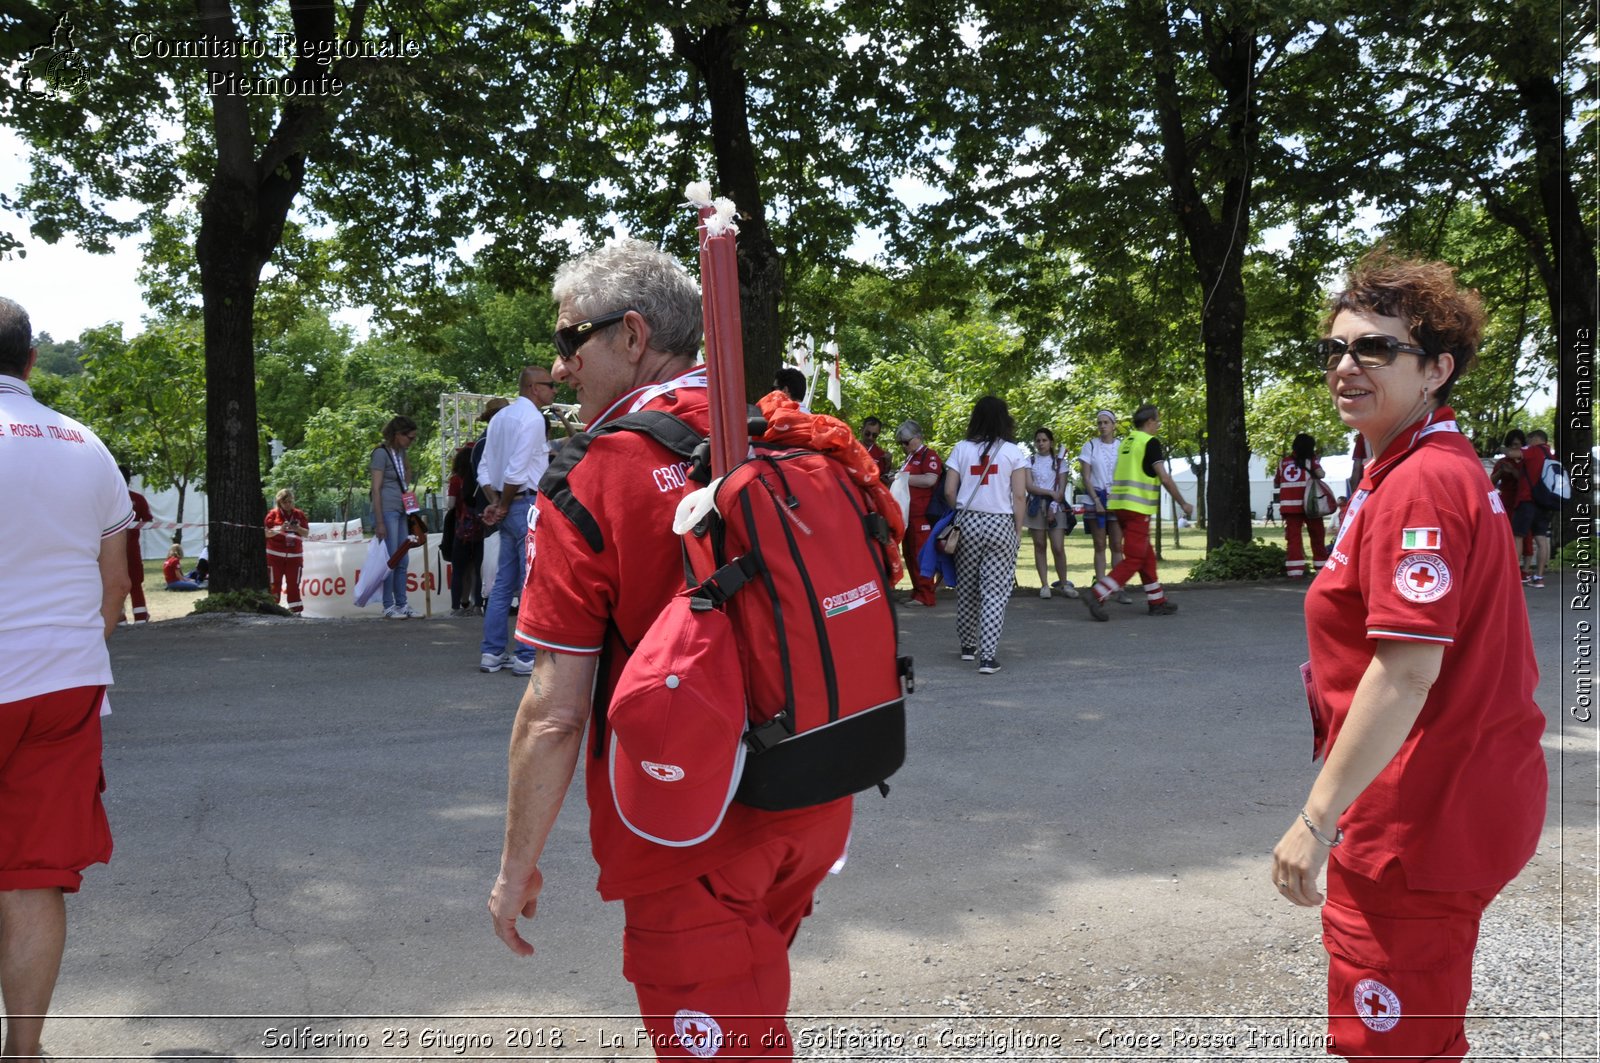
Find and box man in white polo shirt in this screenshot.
[476,365,554,676]
[0,296,133,1062]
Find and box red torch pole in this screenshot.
[697,202,749,478]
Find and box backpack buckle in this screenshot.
[743,712,794,754]
[898,655,915,694]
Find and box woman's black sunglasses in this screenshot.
[1316,334,1428,372]
[554,308,637,361]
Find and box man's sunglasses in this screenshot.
[554,308,638,361]
[1316,334,1428,372]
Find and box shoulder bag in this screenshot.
[937,443,991,555]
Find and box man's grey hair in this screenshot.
[1132,403,1159,428]
[0,297,32,376]
[552,239,703,359]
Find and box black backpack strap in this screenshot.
[538,411,705,553]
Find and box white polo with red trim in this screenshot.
[0,376,135,702]
[1304,408,1547,890]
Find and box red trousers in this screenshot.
[903,514,936,605]
[621,803,852,1061]
[125,534,147,620]
[1101,510,1165,602]
[1284,515,1328,577]
[267,555,303,613]
[1322,858,1502,1061]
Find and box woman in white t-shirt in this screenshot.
[943,395,1028,675]
[1023,428,1079,599]
[1077,410,1132,605]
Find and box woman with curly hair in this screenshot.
[1270,249,1546,1060]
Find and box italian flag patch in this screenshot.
[1401,527,1441,550]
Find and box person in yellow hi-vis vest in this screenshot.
[1081,403,1194,620]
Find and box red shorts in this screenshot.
[620,803,852,1061]
[1322,858,1502,1061]
[0,685,113,892]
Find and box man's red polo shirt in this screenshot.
[515,376,847,901]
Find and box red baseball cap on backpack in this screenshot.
[608,593,748,847]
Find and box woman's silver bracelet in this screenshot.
[1300,810,1343,848]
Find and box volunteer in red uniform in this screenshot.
[896,419,943,607]
[1272,433,1333,579]
[119,464,152,623]
[1,297,134,1062]
[489,240,851,1061]
[1271,250,1547,1061]
[1510,428,1554,588]
[264,488,309,614]
[860,416,892,482]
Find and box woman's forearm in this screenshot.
[1302,639,1443,828]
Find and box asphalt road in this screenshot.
[41,581,1591,1061]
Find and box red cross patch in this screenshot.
[970,460,999,486]
[1392,552,1452,604]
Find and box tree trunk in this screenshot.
[1516,73,1597,541]
[197,181,269,592]
[194,0,324,592]
[672,16,785,402]
[174,482,187,544]
[1142,7,1256,547]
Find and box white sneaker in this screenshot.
[383,606,405,619]
[479,652,506,673]
[1061,582,1081,599]
[511,656,535,677]
[399,604,420,618]
[1039,586,1052,599]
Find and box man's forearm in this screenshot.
[499,657,593,886]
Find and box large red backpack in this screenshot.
[543,408,911,811]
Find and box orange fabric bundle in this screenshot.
[755,391,906,583]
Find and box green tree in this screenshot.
[74,318,208,536]
[3,0,573,591]
[267,402,388,524]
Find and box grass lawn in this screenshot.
[894,523,1219,592]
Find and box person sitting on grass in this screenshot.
[162,544,203,591]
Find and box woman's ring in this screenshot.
[1276,881,1290,890]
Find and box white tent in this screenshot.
[129,477,209,559]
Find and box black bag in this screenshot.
[440,507,456,562]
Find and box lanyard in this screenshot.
[385,445,408,490]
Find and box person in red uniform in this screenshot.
[264,488,310,614]
[1488,429,1535,580]
[1272,433,1334,579]
[895,419,943,607]
[859,416,893,482]
[118,464,153,623]
[1271,250,1547,1062]
[1510,428,1554,588]
[489,239,851,1061]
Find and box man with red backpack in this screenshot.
[489,240,852,1060]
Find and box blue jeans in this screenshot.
[480,495,532,661]
[381,510,410,610]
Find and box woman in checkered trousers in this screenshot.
[1269,250,1546,1061]
[942,396,1028,676]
